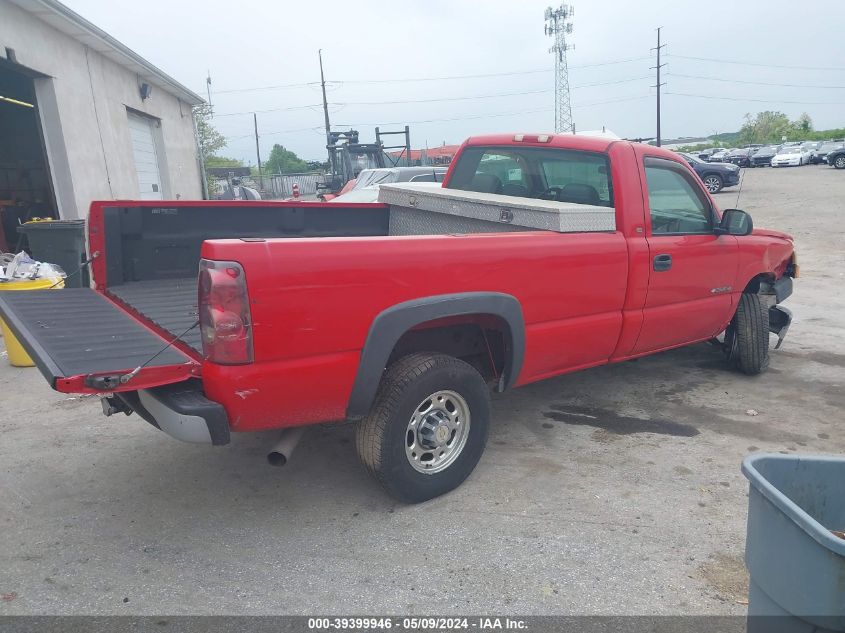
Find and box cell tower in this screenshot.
[544,4,575,133]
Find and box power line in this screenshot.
[204,56,653,94]
[575,94,650,107]
[665,91,844,105]
[214,76,651,117]
[214,103,327,117]
[241,95,650,139]
[223,126,320,141]
[336,56,650,84]
[346,88,550,106]
[668,73,845,90]
[667,54,845,72]
[215,81,319,95]
[321,107,554,129]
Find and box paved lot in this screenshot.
[1,164,844,615]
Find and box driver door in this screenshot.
[632,157,739,354]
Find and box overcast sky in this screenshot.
[65,0,845,164]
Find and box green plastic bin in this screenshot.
[19,220,88,288]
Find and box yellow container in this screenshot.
[0,277,64,367]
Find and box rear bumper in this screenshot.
[113,380,230,445]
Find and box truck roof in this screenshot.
[463,133,617,153]
[460,133,686,165]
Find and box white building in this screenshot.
[0,0,204,228]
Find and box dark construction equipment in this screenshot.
[376,126,412,168]
[318,127,410,197]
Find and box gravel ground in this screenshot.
[1,164,843,615]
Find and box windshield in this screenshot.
[682,153,703,164]
[779,147,801,155]
[820,142,844,152]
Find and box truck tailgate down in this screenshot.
[0,289,198,393]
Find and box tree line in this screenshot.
[194,105,317,192]
[678,111,845,153]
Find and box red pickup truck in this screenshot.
[0,134,796,502]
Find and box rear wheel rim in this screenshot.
[405,390,471,474]
[836,157,845,168]
[703,176,721,192]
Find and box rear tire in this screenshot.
[703,174,723,193]
[726,293,770,375]
[356,353,491,503]
[834,156,845,169]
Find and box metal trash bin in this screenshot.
[19,220,88,288]
[743,453,845,633]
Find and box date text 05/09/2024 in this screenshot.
[307,617,528,630]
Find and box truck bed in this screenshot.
[108,279,201,353]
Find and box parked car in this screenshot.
[826,146,845,169]
[708,148,730,162]
[0,133,797,503]
[798,141,820,164]
[726,148,755,167]
[330,167,448,203]
[812,141,845,165]
[751,146,781,167]
[698,147,723,161]
[772,145,810,167]
[679,152,741,192]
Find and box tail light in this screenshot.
[198,259,253,364]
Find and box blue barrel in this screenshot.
[743,454,845,632]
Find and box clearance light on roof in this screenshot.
[513,134,554,143]
[0,95,35,108]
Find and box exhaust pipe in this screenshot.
[267,426,306,467]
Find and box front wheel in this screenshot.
[703,174,723,193]
[725,293,770,375]
[834,156,845,169]
[356,353,491,503]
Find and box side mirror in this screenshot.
[715,208,754,236]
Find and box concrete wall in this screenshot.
[0,1,202,219]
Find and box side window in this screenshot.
[409,174,436,183]
[645,163,712,235]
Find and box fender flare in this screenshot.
[346,292,525,419]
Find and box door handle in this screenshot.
[653,254,672,272]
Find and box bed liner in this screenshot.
[107,278,201,353]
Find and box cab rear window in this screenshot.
[448,146,613,207]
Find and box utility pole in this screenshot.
[318,49,332,169]
[544,4,575,134]
[206,71,213,115]
[253,112,262,187]
[651,27,667,147]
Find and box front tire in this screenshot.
[703,174,723,193]
[356,353,491,503]
[834,156,845,169]
[726,293,770,375]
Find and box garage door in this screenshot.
[127,113,163,200]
